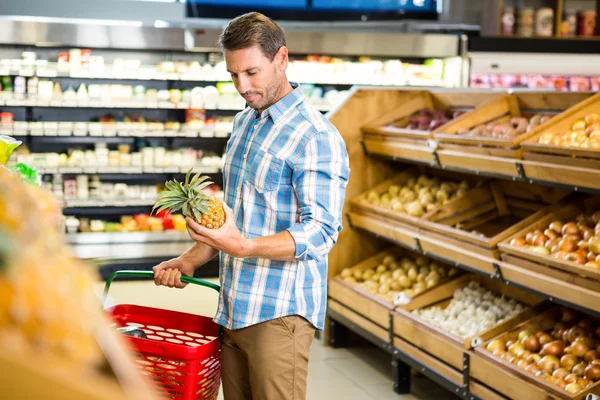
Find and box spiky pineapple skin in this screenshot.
[195,198,225,230]
[153,170,226,229]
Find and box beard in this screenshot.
[245,73,284,112]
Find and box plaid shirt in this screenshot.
[214,83,350,331]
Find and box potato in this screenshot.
[440,182,453,194]
[407,267,418,281]
[389,262,400,271]
[362,270,375,281]
[379,284,391,295]
[366,190,379,203]
[416,273,426,283]
[406,178,416,188]
[392,269,406,279]
[436,190,449,203]
[416,256,429,267]
[399,276,412,289]
[388,185,400,197]
[426,278,440,288]
[382,255,396,266]
[344,277,357,284]
[341,268,352,278]
[353,270,363,280]
[426,203,437,212]
[371,273,381,282]
[391,281,402,291]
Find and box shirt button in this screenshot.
[236,186,241,192]
[243,154,247,159]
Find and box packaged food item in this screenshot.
[578,11,597,36]
[502,8,516,35]
[0,135,21,165]
[535,8,554,36]
[560,10,578,36]
[517,8,535,36]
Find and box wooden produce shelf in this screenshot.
[421,181,567,258]
[347,207,600,317]
[521,93,600,176]
[499,260,600,316]
[327,299,391,353]
[435,149,522,177]
[433,93,592,159]
[361,90,505,166]
[347,211,420,251]
[521,158,600,192]
[329,249,401,330]
[393,336,465,388]
[499,196,600,283]
[362,135,436,165]
[474,308,600,400]
[469,350,562,400]
[349,168,482,232]
[392,274,542,371]
[393,337,510,400]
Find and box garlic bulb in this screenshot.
[412,281,525,339]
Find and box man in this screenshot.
[153,11,350,400]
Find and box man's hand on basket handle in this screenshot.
[152,257,196,289]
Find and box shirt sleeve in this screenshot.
[286,129,350,262]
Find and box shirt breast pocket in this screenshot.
[247,152,285,193]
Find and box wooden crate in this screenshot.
[499,195,600,282]
[361,90,503,140]
[329,248,403,329]
[522,92,600,162]
[350,167,483,232]
[330,247,464,330]
[419,180,569,259]
[433,93,583,158]
[393,274,542,371]
[474,307,600,400]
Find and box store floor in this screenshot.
[98,278,454,400]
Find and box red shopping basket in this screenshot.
[102,270,222,400]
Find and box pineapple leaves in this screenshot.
[192,208,202,223]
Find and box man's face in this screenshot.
[224,45,286,112]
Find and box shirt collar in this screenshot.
[253,82,304,124]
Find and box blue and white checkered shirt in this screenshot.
[214,83,350,331]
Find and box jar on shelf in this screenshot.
[502,8,516,35]
[517,8,535,37]
[535,8,554,37]
[578,10,597,36]
[560,10,578,37]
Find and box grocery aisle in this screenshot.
[99,279,453,400]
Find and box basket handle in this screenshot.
[102,270,220,308]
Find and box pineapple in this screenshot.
[0,166,104,369]
[153,169,225,229]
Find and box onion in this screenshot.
[538,355,560,374]
[565,382,583,393]
[541,341,567,357]
[585,364,600,382]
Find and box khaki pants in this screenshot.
[221,315,316,400]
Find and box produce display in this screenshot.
[64,212,188,234]
[388,108,466,131]
[361,174,473,217]
[485,308,600,394]
[413,281,526,339]
[338,253,460,304]
[536,113,600,149]
[456,115,550,139]
[509,211,600,269]
[0,165,104,369]
[153,170,226,230]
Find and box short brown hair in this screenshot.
[218,12,286,61]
